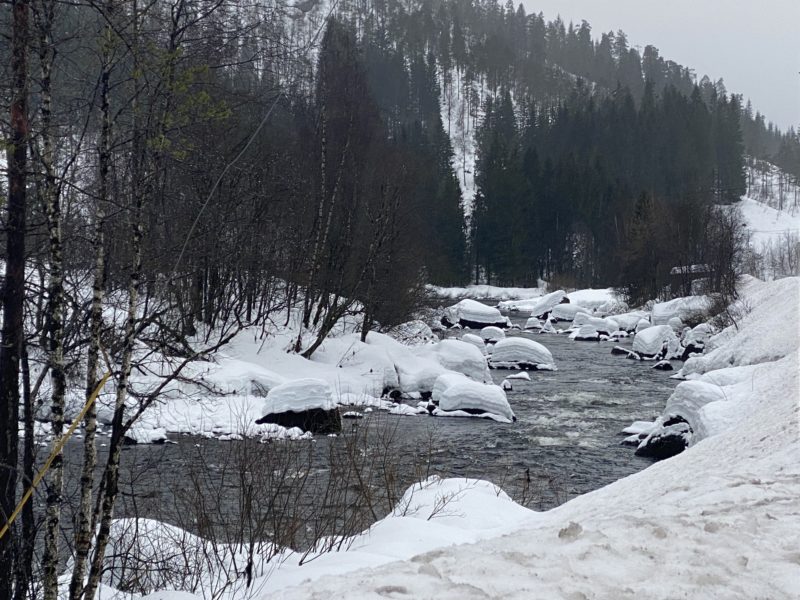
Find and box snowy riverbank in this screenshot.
[88,276,799,599]
[269,276,800,598]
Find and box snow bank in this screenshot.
[437,380,514,422]
[442,299,507,328]
[488,337,556,370]
[427,284,545,301]
[651,295,710,325]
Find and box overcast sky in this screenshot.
[522,0,799,131]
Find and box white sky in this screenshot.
[522,0,800,131]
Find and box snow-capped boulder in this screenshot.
[550,303,583,322]
[433,339,491,383]
[461,332,487,354]
[527,290,569,319]
[431,372,471,403]
[124,426,168,445]
[480,326,506,343]
[634,415,693,460]
[635,318,652,333]
[257,378,341,434]
[681,323,715,360]
[540,318,557,334]
[523,317,542,330]
[612,311,649,332]
[488,337,556,370]
[437,380,515,422]
[653,360,674,371]
[667,316,684,332]
[442,299,507,329]
[632,325,681,360]
[570,324,600,341]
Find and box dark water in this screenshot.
[55,313,675,549]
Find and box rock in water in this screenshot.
[489,337,556,371]
[634,415,692,460]
[257,378,341,434]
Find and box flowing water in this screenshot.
[60,312,676,545]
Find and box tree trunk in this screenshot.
[0,3,30,599]
[36,3,67,596]
[68,6,113,597]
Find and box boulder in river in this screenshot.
[634,415,692,460]
[489,337,556,370]
[256,378,341,434]
[442,299,508,329]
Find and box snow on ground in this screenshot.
[427,283,546,301]
[268,276,800,599]
[740,196,800,248]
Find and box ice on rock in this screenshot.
[489,337,556,370]
[437,380,515,422]
[461,332,487,354]
[632,325,681,359]
[442,299,507,329]
[262,378,336,415]
[480,326,506,343]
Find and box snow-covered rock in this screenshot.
[550,303,583,322]
[635,318,652,333]
[612,311,649,332]
[632,325,681,359]
[479,326,506,343]
[667,316,684,332]
[461,332,487,354]
[488,337,556,370]
[437,380,515,422]
[523,317,542,330]
[124,426,168,445]
[442,299,507,329]
[526,290,568,318]
[257,378,340,434]
[433,339,491,384]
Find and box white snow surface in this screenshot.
[428,283,545,301]
[273,276,800,599]
[479,325,505,342]
[488,336,556,370]
[738,196,800,248]
[262,378,335,415]
[632,325,681,358]
[460,332,487,354]
[443,298,506,326]
[651,295,711,325]
[437,380,514,422]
